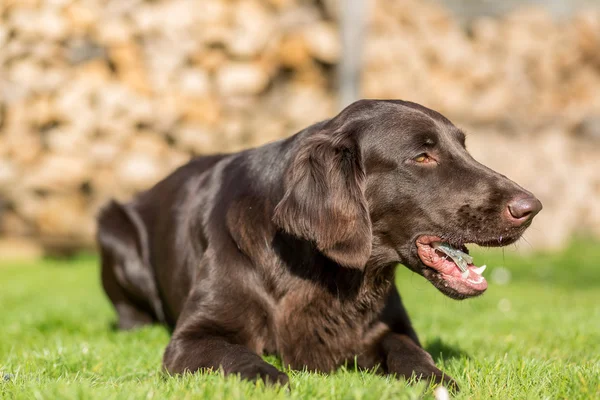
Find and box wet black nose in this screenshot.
[507,196,543,224]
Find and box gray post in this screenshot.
[339,0,367,110]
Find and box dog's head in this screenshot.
[274,100,542,299]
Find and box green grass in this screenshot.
[1,242,599,399]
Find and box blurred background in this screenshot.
[1,0,600,260]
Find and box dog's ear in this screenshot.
[273,128,372,269]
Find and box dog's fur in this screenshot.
[97,100,541,386]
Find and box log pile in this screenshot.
[0,0,599,258]
[364,2,600,130]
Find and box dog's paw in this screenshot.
[426,367,458,391]
[387,354,458,391]
[237,362,289,386]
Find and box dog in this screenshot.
[97,99,542,387]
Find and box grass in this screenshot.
[1,242,599,399]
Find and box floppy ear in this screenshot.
[273,129,372,269]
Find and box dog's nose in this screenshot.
[507,196,543,224]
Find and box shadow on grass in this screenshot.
[425,338,470,363]
[108,320,173,335]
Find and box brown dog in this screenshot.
[97,99,541,386]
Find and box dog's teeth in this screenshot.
[461,269,470,279]
[473,265,487,275]
[468,276,484,284]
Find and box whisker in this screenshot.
[520,235,534,250]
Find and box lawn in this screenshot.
[1,242,599,399]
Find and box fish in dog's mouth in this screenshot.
[416,235,490,299]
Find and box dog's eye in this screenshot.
[414,153,431,163]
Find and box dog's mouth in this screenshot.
[416,235,489,299]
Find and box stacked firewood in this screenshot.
[0,0,599,257]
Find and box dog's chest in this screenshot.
[273,271,394,371]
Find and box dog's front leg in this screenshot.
[378,288,457,388]
[380,332,456,388]
[162,285,288,385]
[163,333,289,385]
